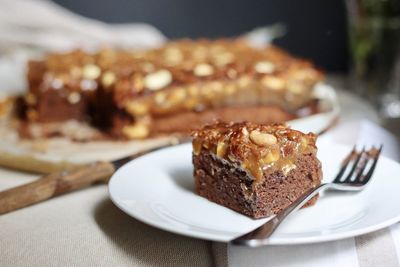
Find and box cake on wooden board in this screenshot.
[191,121,322,218]
[21,39,323,140]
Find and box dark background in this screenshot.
[54,0,348,72]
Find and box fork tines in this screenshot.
[333,145,383,185]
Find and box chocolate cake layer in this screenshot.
[192,122,322,218]
[150,105,294,134]
[23,39,324,139]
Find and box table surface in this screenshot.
[0,76,396,267]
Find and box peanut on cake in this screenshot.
[21,39,323,140]
[191,121,322,218]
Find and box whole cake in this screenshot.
[191,121,322,218]
[22,39,323,140]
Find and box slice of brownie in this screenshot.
[191,122,322,219]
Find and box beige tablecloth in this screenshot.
[0,168,213,266]
[1,80,400,267]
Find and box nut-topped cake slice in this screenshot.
[191,121,322,218]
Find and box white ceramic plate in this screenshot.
[109,142,400,245]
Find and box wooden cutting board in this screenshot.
[0,83,339,173]
[0,109,178,173]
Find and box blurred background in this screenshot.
[0,0,399,135]
[52,0,399,134]
[53,0,348,72]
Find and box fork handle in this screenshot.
[232,183,331,246]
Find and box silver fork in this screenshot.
[232,145,383,247]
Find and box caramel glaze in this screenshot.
[192,121,317,183]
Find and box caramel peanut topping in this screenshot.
[144,70,172,91]
[249,130,277,146]
[32,40,322,97]
[27,39,324,126]
[191,122,317,181]
[194,63,214,77]
[254,61,275,74]
[122,123,149,139]
[67,92,81,104]
[101,71,116,87]
[24,93,37,105]
[82,64,101,80]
